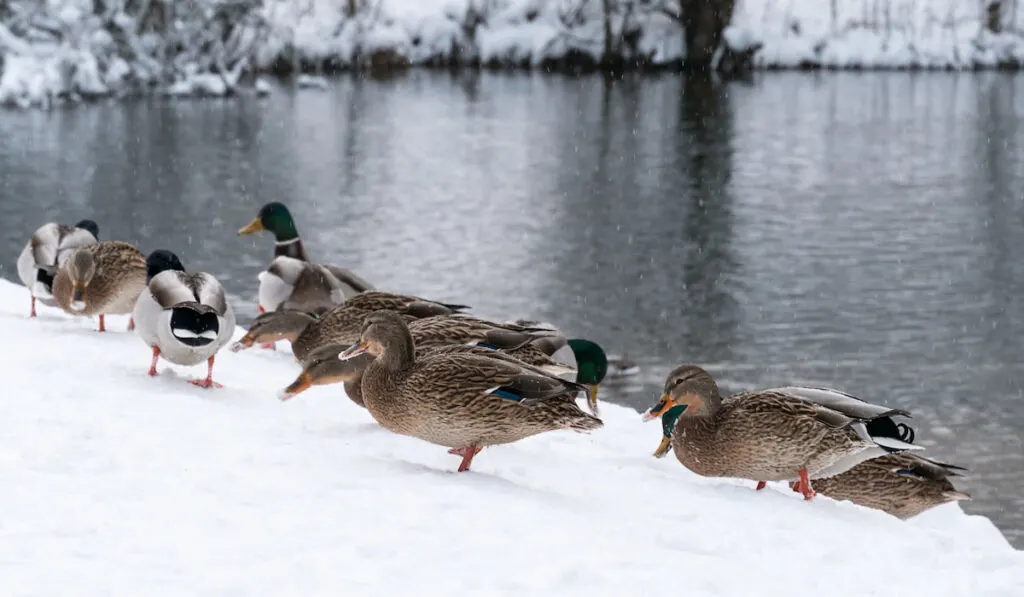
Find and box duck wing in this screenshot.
[418,353,584,406]
[769,386,911,420]
[321,264,375,294]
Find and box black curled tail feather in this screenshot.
[170,303,220,347]
[896,423,915,444]
[865,417,916,444]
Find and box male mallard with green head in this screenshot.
[238,202,375,350]
[643,364,921,500]
[238,202,308,262]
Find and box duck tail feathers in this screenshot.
[873,435,924,453]
[569,412,603,433]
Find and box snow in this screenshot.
[734,0,1024,69]
[3,1,1024,108]
[1,277,1022,596]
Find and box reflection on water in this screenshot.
[0,71,1022,547]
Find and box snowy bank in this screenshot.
[1,277,1022,596]
[3,1,1024,108]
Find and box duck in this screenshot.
[237,202,309,262]
[17,219,100,317]
[406,320,608,413]
[230,291,470,361]
[505,320,621,412]
[516,321,636,374]
[277,324,583,406]
[52,240,148,332]
[132,250,236,389]
[237,201,374,313]
[642,364,922,500]
[257,255,375,315]
[332,310,603,472]
[786,453,972,519]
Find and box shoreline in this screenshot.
[1,0,1023,108]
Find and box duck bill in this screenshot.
[70,282,87,312]
[337,341,369,361]
[279,372,313,402]
[641,394,674,422]
[238,217,264,236]
[586,384,600,414]
[652,435,672,458]
[230,334,256,352]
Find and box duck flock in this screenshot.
[15,202,972,522]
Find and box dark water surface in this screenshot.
[1,71,1022,547]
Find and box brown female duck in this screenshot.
[52,241,148,332]
[329,310,602,472]
[787,453,971,518]
[231,290,470,360]
[643,364,921,500]
[279,341,577,407]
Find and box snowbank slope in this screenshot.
[0,279,1021,596]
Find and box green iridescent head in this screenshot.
[567,338,607,413]
[652,404,687,458]
[567,338,607,385]
[238,202,299,242]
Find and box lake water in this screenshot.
[1,71,1022,547]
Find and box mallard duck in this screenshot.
[342,291,469,316]
[506,321,617,411]
[257,255,374,315]
[17,219,99,317]
[332,310,603,472]
[132,250,236,388]
[238,202,375,351]
[277,324,580,405]
[785,454,971,519]
[515,320,635,372]
[642,364,922,500]
[231,291,471,358]
[52,241,147,332]
[237,202,309,261]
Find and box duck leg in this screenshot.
[453,446,482,472]
[148,346,161,376]
[755,481,767,491]
[30,296,36,318]
[98,314,106,332]
[128,317,135,331]
[256,304,276,351]
[190,356,223,389]
[796,468,816,501]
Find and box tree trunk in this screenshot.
[601,0,613,63]
[986,1,1003,33]
[679,0,736,71]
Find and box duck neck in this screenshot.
[274,237,308,261]
[381,327,417,374]
[673,393,722,438]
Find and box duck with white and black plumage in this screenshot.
[17,219,100,318]
[132,250,236,389]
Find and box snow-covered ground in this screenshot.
[1,277,1022,596]
[260,0,1024,71]
[2,1,1024,108]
